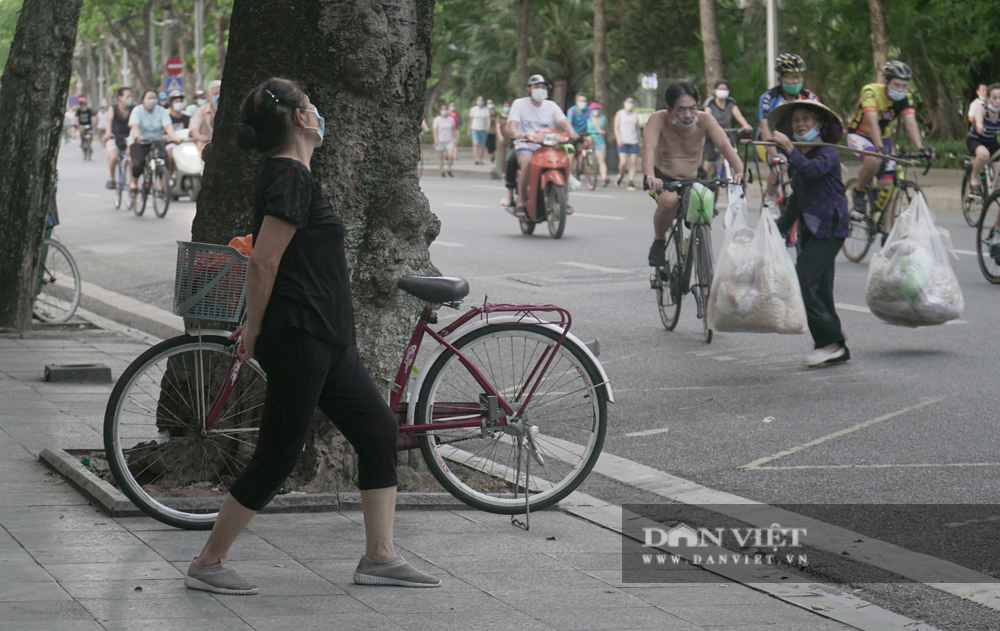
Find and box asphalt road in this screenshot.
[53,140,1000,629]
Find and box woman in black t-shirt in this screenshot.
[184,78,440,596]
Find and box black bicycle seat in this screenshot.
[397,276,470,303]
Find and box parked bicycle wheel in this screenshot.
[976,191,1000,284]
[415,323,607,514]
[693,224,714,344]
[545,183,567,239]
[104,335,267,529]
[33,238,81,324]
[654,228,683,330]
[152,163,170,218]
[842,178,875,263]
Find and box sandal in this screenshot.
[514,206,527,218]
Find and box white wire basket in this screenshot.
[173,241,249,322]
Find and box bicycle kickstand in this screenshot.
[510,436,531,531]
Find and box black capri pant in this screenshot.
[229,327,399,511]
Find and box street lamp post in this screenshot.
[766,0,777,88]
[195,0,204,91]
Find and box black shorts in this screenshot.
[703,139,720,162]
[968,137,1000,157]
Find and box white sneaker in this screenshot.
[803,346,845,367]
[569,175,582,191]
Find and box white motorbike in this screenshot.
[170,129,204,202]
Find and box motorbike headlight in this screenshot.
[540,132,559,147]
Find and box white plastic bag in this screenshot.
[865,192,963,327]
[707,207,807,334]
[724,183,746,229]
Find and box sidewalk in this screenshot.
[1,317,926,630]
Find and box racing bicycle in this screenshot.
[961,147,1000,227]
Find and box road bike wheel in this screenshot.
[585,153,597,191]
[152,165,170,218]
[32,239,81,324]
[545,183,567,239]
[655,227,683,330]
[976,191,1000,284]
[841,178,874,263]
[693,224,714,344]
[416,323,608,514]
[961,169,979,227]
[104,335,267,529]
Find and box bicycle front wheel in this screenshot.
[655,226,683,330]
[135,172,148,217]
[693,224,714,344]
[416,323,608,514]
[104,335,267,529]
[841,178,874,263]
[585,153,597,191]
[33,239,81,324]
[977,191,1000,284]
[152,165,170,218]
[961,169,979,227]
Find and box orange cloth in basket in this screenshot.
[228,234,253,257]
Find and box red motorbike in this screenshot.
[510,128,571,238]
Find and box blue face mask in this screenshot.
[887,89,907,102]
[793,127,821,142]
[211,94,219,105]
[301,107,325,147]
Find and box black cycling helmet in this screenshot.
[527,73,552,88]
[775,53,806,74]
[883,60,913,80]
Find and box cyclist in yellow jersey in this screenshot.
[846,61,931,220]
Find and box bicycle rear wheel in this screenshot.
[692,224,714,344]
[841,178,874,263]
[654,226,683,330]
[104,335,266,529]
[33,239,81,324]
[415,323,608,514]
[977,191,1000,284]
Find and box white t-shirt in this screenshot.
[616,110,639,144]
[469,105,491,131]
[969,99,985,121]
[433,115,456,143]
[507,97,567,135]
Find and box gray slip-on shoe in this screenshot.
[184,559,259,595]
[353,556,441,588]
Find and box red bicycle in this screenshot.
[104,243,612,529]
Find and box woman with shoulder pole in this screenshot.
[184,77,441,595]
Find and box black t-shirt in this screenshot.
[77,108,94,126]
[252,158,355,345]
[170,112,191,130]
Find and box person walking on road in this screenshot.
[768,100,850,367]
[614,95,641,190]
[433,103,456,177]
[469,96,491,165]
[447,101,460,163]
[485,98,498,162]
[185,77,441,596]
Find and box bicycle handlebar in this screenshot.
[646,177,732,200]
[895,152,934,175]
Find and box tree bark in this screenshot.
[0,0,83,331]
[868,0,888,82]
[593,0,610,112]
[698,0,723,98]
[516,0,530,90]
[191,0,439,490]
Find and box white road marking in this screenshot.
[953,249,977,256]
[569,192,619,200]
[81,280,184,332]
[431,240,465,248]
[558,261,630,274]
[76,193,101,198]
[623,427,670,438]
[740,397,945,470]
[445,202,490,209]
[572,213,625,220]
[750,462,1000,470]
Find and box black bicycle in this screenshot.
[961,147,1000,227]
[649,178,728,343]
[131,140,170,218]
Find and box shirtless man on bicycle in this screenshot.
[644,82,744,267]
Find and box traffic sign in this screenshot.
[165,77,183,94]
[165,56,183,77]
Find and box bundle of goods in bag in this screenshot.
[865,193,963,327]
[707,208,807,334]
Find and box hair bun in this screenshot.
[236,122,259,151]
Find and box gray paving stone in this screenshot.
[170,558,336,584]
[621,584,776,607]
[99,617,255,631]
[348,586,510,615]
[78,595,235,621]
[0,490,93,508]
[216,594,373,619]
[665,602,852,628]
[59,578,209,600]
[0,580,71,602]
[27,543,163,565]
[43,559,183,583]
[454,568,607,592]
[579,567,713,588]
[387,609,554,631]
[539,551,627,571]
[0,599,95,623]
[132,529,290,563]
[227,614,405,631]
[536,605,704,630]
[16,529,140,548]
[0,622,106,631]
[414,551,571,573]
[487,585,652,618]
[0,560,56,583]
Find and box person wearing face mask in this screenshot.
[757,54,820,211]
[565,93,591,188]
[190,79,222,150]
[586,102,610,187]
[767,101,850,367]
[968,83,988,125]
[845,61,931,230]
[432,103,457,177]
[165,90,191,183]
[468,95,491,165]
[186,89,206,118]
[103,87,135,190]
[614,95,641,190]
[643,82,744,267]
[966,83,1000,198]
[702,79,753,179]
[505,74,580,216]
[183,77,440,596]
[127,89,180,197]
[447,101,461,163]
[496,101,512,187]
[485,99,498,161]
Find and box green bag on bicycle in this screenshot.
[687,183,715,224]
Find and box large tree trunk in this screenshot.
[698,0,723,98]
[0,0,83,331]
[516,0,530,90]
[868,0,888,82]
[191,0,439,490]
[593,0,610,112]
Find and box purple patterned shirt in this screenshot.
[777,145,850,239]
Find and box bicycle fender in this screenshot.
[405,316,614,427]
[182,328,235,340]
